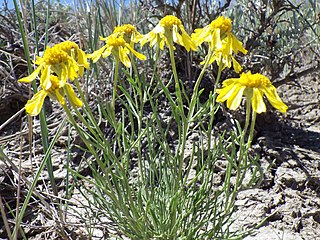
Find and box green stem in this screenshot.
[214,63,223,91]
[180,49,215,184]
[247,111,257,148]
[62,104,104,170]
[73,79,105,143]
[168,42,184,113]
[166,41,187,182]
[112,59,120,110]
[225,97,252,213]
[187,48,214,120]
[241,97,252,147]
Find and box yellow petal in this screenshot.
[227,85,245,110]
[77,49,90,76]
[216,83,238,103]
[54,88,65,105]
[18,65,42,83]
[101,47,112,59]
[232,56,242,73]
[158,37,165,50]
[34,56,44,65]
[88,45,107,63]
[222,78,239,87]
[251,88,266,113]
[149,32,160,48]
[181,29,197,51]
[65,84,83,107]
[191,25,211,46]
[263,86,288,113]
[25,90,47,116]
[172,26,179,43]
[67,58,79,80]
[132,32,144,43]
[126,44,146,60]
[213,29,222,50]
[140,33,151,48]
[231,35,248,54]
[40,66,51,90]
[205,51,218,65]
[118,47,131,68]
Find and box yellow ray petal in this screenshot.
[40,66,51,90]
[232,56,242,73]
[118,47,131,68]
[88,45,107,63]
[54,88,66,105]
[18,65,42,83]
[216,83,238,103]
[231,35,248,54]
[25,90,48,116]
[227,85,245,110]
[251,88,266,113]
[263,86,288,113]
[181,30,197,51]
[126,44,146,60]
[65,84,83,107]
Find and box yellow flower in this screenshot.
[112,24,144,44]
[140,15,196,51]
[192,16,247,72]
[216,71,288,113]
[24,75,82,116]
[88,35,146,68]
[19,41,89,90]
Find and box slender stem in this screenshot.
[187,48,213,120]
[214,63,223,91]
[62,104,104,169]
[112,59,120,110]
[74,79,105,142]
[225,97,252,213]
[241,98,252,147]
[147,44,160,95]
[168,43,184,113]
[167,41,187,182]
[180,49,215,184]
[247,111,257,148]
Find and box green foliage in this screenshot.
[69,66,261,239]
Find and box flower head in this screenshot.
[24,75,82,116]
[113,24,143,44]
[88,35,146,67]
[18,41,89,89]
[192,16,247,72]
[216,71,288,113]
[140,15,196,51]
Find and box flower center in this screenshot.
[210,16,232,34]
[43,47,69,65]
[114,24,136,35]
[160,15,181,28]
[107,36,126,47]
[47,75,60,92]
[57,41,78,54]
[242,72,272,88]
